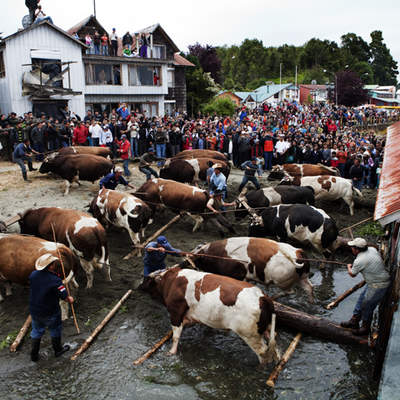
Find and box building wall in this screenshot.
[2,24,85,116]
[216,92,241,106]
[0,49,12,114]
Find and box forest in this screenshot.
[184,30,398,114]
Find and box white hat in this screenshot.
[348,238,368,248]
[212,163,222,169]
[35,254,59,271]
[115,167,123,173]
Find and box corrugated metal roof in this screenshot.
[234,91,255,100]
[374,122,400,225]
[254,83,292,102]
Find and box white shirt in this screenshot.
[89,124,103,139]
[99,129,113,145]
[128,121,139,138]
[275,140,290,154]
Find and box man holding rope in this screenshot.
[29,254,74,362]
[143,236,183,277]
[206,189,236,238]
[340,238,390,336]
[13,138,39,183]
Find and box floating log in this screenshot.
[266,333,302,388]
[9,315,32,352]
[133,330,173,366]
[123,214,182,260]
[326,280,366,310]
[273,301,369,346]
[71,289,132,361]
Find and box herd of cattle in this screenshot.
[0,147,361,363]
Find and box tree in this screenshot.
[341,33,371,64]
[369,31,398,85]
[203,97,236,116]
[335,71,368,106]
[185,54,216,116]
[188,43,222,84]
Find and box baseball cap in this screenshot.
[348,238,368,248]
[115,167,123,173]
[121,134,127,139]
[35,254,59,271]
[157,236,168,246]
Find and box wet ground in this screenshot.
[0,160,379,400]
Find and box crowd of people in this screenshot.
[0,101,397,189]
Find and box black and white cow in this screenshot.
[235,186,315,220]
[248,204,339,254]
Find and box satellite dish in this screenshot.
[311,79,317,85]
[22,15,32,29]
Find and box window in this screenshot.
[85,63,122,85]
[129,65,161,86]
[31,58,62,87]
[0,52,5,78]
[167,69,175,88]
[152,45,166,59]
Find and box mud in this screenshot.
[0,160,378,399]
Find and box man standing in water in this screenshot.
[29,254,74,362]
[340,238,390,336]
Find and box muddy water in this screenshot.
[0,163,379,399]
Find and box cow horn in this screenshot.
[62,269,74,285]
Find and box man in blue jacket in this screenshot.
[99,167,136,190]
[29,254,74,362]
[143,236,183,277]
[238,157,261,193]
[13,138,39,182]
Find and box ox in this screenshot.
[280,175,362,216]
[235,186,315,220]
[160,157,230,185]
[0,234,79,320]
[140,266,280,364]
[135,178,209,232]
[58,146,112,159]
[39,154,113,195]
[89,188,152,251]
[174,149,228,162]
[18,207,110,288]
[188,237,313,302]
[268,163,339,180]
[248,204,339,255]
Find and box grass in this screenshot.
[0,331,18,350]
[355,222,385,238]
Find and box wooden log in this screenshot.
[71,289,132,361]
[123,214,182,260]
[273,301,369,346]
[133,330,173,366]
[9,315,32,352]
[326,280,366,310]
[266,333,302,388]
[4,214,22,227]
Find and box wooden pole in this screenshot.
[339,217,373,234]
[71,289,132,361]
[51,223,80,334]
[326,280,366,310]
[266,333,302,388]
[133,330,173,366]
[3,214,21,227]
[9,315,32,352]
[123,214,182,260]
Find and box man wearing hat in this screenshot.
[209,163,227,199]
[340,238,390,336]
[29,254,74,362]
[139,147,164,180]
[99,167,135,190]
[206,189,236,238]
[143,236,183,277]
[238,157,261,194]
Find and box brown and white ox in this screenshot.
[280,175,362,215]
[160,157,230,185]
[58,146,112,159]
[135,178,209,232]
[268,163,339,181]
[89,188,152,252]
[18,207,110,288]
[173,149,228,162]
[0,234,79,320]
[39,153,113,195]
[140,266,280,364]
[189,237,313,302]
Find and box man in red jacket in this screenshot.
[72,121,89,145]
[117,134,131,176]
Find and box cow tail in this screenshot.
[257,295,273,335]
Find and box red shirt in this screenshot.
[73,125,88,144]
[118,139,131,159]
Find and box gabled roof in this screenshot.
[254,83,292,102]
[67,15,108,36]
[300,84,328,90]
[174,53,195,67]
[234,91,254,100]
[136,23,179,53]
[3,20,86,48]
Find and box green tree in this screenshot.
[203,97,236,116]
[369,30,398,85]
[341,33,371,64]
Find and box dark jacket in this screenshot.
[29,270,68,317]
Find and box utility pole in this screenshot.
[279,63,282,102]
[335,74,338,106]
[295,65,298,101]
[93,0,96,17]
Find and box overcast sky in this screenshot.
[3,0,399,76]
